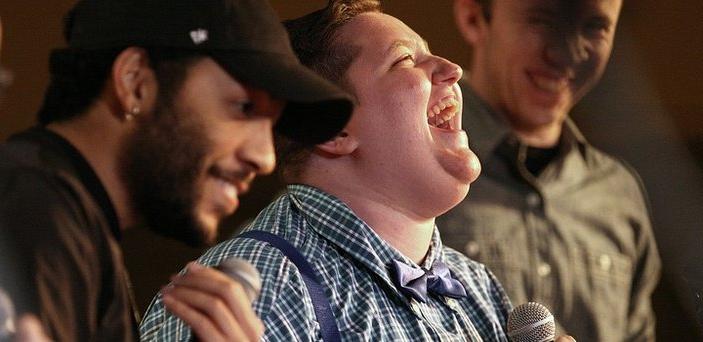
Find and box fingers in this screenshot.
[162,284,246,341]
[556,335,576,342]
[14,314,52,342]
[162,288,248,342]
[163,262,264,341]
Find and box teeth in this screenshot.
[430,106,440,117]
[217,179,237,200]
[427,98,459,128]
[532,75,567,92]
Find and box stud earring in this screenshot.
[125,107,140,121]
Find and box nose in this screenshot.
[544,32,589,69]
[237,95,283,176]
[240,120,276,176]
[431,56,463,86]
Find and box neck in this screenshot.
[302,168,435,264]
[344,193,435,264]
[513,122,562,148]
[47,105,137,231]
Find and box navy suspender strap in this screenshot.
[238,230,342,342]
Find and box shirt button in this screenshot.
[445,298,461,312]
[598,254,612,271]
[537,263,552,277]
[465,241,480,257]
[410,299,422,317]
[526,193,541,208]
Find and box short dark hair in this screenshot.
[277,0,381,182]
[37,48,205,125]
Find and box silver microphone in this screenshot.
[216,258,262,302]
[0,288,16,340]
[507,302,556,342]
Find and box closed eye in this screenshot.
[584,18,612,38]
[230,100,254,118]
[392,54,415,67]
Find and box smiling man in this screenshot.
[0,0,352,341]
[140,1,517,341]
[437,0,661,341]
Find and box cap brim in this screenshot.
[211,51,354,145]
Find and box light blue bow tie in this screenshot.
[391,259,467,303]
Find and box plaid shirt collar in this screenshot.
[287,184,445,298]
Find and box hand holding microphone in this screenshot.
[1,288,51,342]
[216,258,262,303]
[162,258,264,342]
[507,302,575,342]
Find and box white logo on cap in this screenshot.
[190,29,209,45]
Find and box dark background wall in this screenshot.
[1,0,702,339]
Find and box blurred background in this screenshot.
[1,0,702,339]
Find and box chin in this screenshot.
[524,97,571,122]
[438,148,481,184]
[447,183,471,209]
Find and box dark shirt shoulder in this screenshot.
[0,129,135,341]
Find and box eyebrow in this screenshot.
[588,15,613,28]
[527,3,615,26]
[386,38,430,55]
[526,6,558,17]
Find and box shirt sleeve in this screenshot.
[624,185,661,342]
[0,170,105,341]
[139,237,321,341]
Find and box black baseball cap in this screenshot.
[63,0,353,145]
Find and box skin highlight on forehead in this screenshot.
[341,13,428,70]
[386,39,430,55]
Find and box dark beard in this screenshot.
[119,103,212,247]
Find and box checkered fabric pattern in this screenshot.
[140,184,511,341]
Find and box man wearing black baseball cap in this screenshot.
[0,0,352,340]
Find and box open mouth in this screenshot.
[214,177,238,200]
[211,170,250,197]
[427,96,460,130]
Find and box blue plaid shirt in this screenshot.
[140,185,511,341]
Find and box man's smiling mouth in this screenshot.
[528,70,573,94]
[427,96,460,130]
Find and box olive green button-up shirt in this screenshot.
[437,84,661,342]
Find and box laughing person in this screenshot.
[141,1,514,340]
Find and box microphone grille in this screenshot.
[216,258,262,302]
[507,302,556,342]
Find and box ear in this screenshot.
[110,47,158,121]
[454,0,489,45]
[316,131,359,156]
